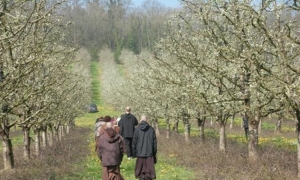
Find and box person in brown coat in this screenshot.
[97,121,124,180]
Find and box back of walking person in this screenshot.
[132,115,157,180]
[113,118,121,134]
[118,106,138,159]
[94,117,105,140]
[96,121,124,180]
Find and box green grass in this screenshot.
[12,132,24,146]
[65,54,195,179]
[0,128,30,151]
[261,121,276,130]
[91,61,102,105]
[159,117,297,153]
[70,109,195,179]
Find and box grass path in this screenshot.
[75,111,195,180]
[70,57,195,179]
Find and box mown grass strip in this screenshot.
[66,53,196,179]
[91,61,102,106]
[74,113,195,180]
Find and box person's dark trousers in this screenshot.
[124,137,133,157]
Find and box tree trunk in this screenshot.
[241,117,243,130]
[294,109,300,178]
[23,126,31,160]
[298,129,300,178]
[197,117,205,142]
[55,126,60,142]
[1,115,14,169]
[58,125,63,141]
[153,118,160,136]
[2,139,14,169]
[66,125,70,134]
[34,129,41,158]
[166,118,170,139]
[184,123,190,142]
[275,120,282,133]
[219,122,226,152]
[182,113,190,143]
[62,125,66,138]
[41,127,47,149]
[258,118,262,135]
[48,127,54,147]
[275,113,283,134]
[173,119,179,134]
[248,114,259,160]
[229,114,235,129]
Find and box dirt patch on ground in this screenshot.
[158,128,298,180]
[0,127,91,180]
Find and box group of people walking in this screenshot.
[94,107,157,180]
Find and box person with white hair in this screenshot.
[97,121,124,180]
[132,115,157,180]
[118,106,138,159]
[113,117,121,134]
[94,117,105,140]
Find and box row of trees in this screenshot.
[0,0,91,170]
[99,0,300,177]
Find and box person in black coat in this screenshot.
[118,106,138,159]
[132,115,157,180]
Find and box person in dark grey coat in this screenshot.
[132,115,157,180]
[118,106,138,159]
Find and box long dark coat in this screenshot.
[132,121,157,179]
[132,121,157,157]
[97,128,124,166]
[118,113,138,138]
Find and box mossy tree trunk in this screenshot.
[183,113,190,143]
[2,139,14,169]
[197,116,205,142]
[23,126,31,160]
[218,120,226,152]
[34,128,41,158]
[41,125,47,149]
[48,125,54,147]
[1,115,14,169]
[248,114,259,161]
